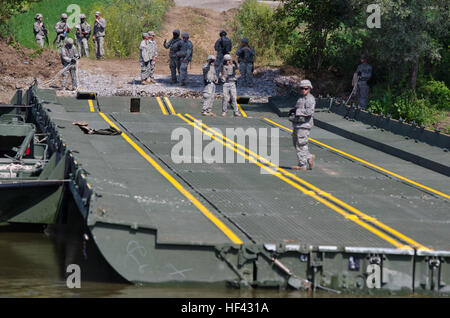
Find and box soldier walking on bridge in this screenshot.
[93,11,107,60]
[178,32,193,86]
[236,37,255,87]
[60,38,79,91]
[214,30,232,78]
[219,54,241,117]
[33,13,47,48]
[164,29,183,84]
[289,80,315,171]
[354,54,372,108]
[202,55,218,116]
[76,14,91,58]
[54,13,70,47]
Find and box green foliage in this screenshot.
[90,0,173,58]
[6,0,96,48]
[368,80,449,126]
[230,0,290,66]
[0,0,39,39]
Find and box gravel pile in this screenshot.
[55,66,286,103]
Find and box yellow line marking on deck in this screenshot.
[98,112,243,245]
[263,118,450,201]
[88,99,95,112]
[164,97,176,115]
[156,97,168,115]
[237,104,247,117]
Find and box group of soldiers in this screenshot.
[34,12,107,59]
[33,12,373,171]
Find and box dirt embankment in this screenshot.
[0,41,60,103]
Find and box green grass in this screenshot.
[7,0,97,49]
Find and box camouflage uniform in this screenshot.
[202,56,218,115]
[355,63,372,108]
[236,39,255,87]
[178,33,193,85]
[93,13,107,59]
[54,15,70,46]
[146,35,158,81]
[76,16,91,57]
[220,57,239,115]
[214,31,232,77]
[33,14,45,48]
[140,33,158,82]
[164,30,182,83]
[289,80,315,168]
[60,39,79,89]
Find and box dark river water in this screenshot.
[0,231,333,298]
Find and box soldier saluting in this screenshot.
[164,29,182,84]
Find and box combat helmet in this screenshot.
[35,13,43,20]
[300,79,313,89]
[223,54,232,61]
[61,13,68,19]
[182,32,189,39]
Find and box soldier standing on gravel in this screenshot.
[164,29,182,83]
[54,13,70,47]
[354,54,372,108]
[219,54,241,117]
[76,14,91,58]
[236,37,255,87]
[60,38,79,91]
[178,32,193,86]
[289,79,315,171]
[139,33,151,84]
[214,30,232,78]
[33,13,46,48]
[93,11,107,60]
[201,55,218,116]
[146,31,158,83]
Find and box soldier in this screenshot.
[60,38,80,91]
[163,29,182,83]
[33,13,46,48]
[219,54,241,117]
[201,55,218,116]
[354,54,372,108]
[54,13,70,47]
[146,31,158,83]
[76,14,91,57]
[139,33,151,84]
[214,30,232,77]
[178,32,193,86]
[93,11,107,60]
[289,80,315,171]
[236,37,255,87]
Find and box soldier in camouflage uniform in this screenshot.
[289,80,315,171]
[33,14,46,48]
[214,30,232,78]
[60,38,79,91]
[146,31,158,83]
[76,14,91,57]
[178,32,193,86]
[236,37,255,87]
[139,33,151,84]
[54,13,70,47]
[202,55,218,116]
[164,29,182,83]
[355,54,372,108]
[219,54,241,117]
[93,11,107,60]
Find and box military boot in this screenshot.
[291,165,307,171]
[307,154,316,170]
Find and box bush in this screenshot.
[90,0,173,58]
[418,80,450,111]
[229,0,291,66]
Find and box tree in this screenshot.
[359,0,449,89]
[276,0,358,72]
[0,0,38,39]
